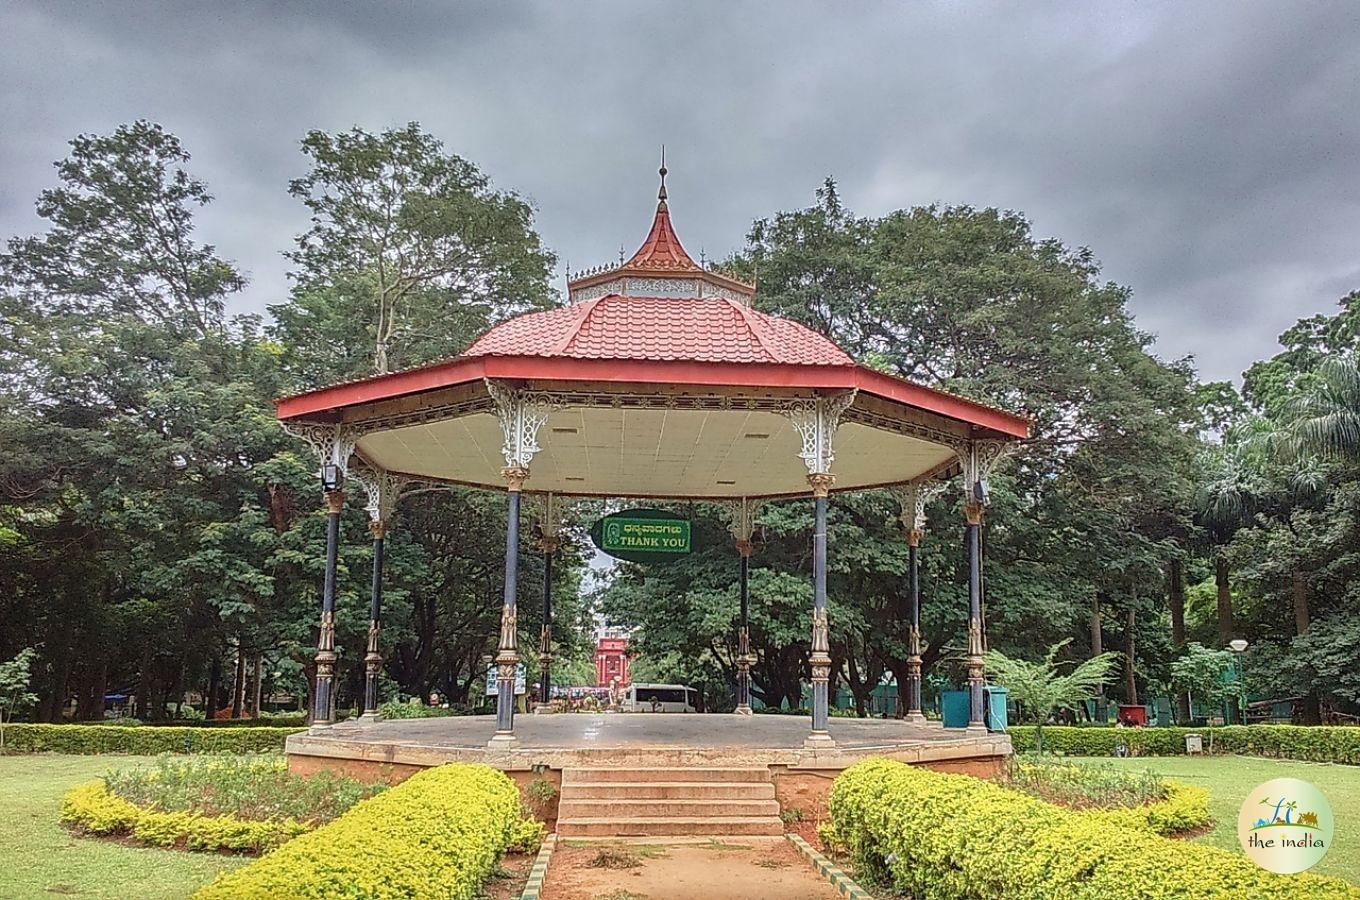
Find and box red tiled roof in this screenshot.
[623,200,702,271]
[463,295,855,366]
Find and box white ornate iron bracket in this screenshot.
[348,462,408,525]
[280,421,363,483]
[949,439,1012,504]
[728,496,764,544]
[485,380,564,470]
[780,390,857,475]
[892,479,950,533]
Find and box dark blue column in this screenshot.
[966,505,986,729]
[313,490,343,725]
[362,523,384,717]
[494,484,523,740]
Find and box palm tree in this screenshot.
[1285,354,1360,461]
[985,640,1119,755]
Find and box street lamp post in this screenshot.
[1229,638,1249,725]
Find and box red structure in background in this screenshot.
[595,636,630,689]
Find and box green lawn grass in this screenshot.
[1074,755,1360,885]
[0,755,247,899]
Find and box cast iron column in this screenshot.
[535,534,558,713]
[491,467,527,746]
[905,528,927,723]
[735,540,753,715]
[361,519,385,718]
[965,499,987,731]
[313,488,344,726]
[806,473,836,748]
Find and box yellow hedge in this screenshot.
[194,763,521,900]
[1083,781,1210,836]
[61,781,308,853]
[827,759,1360,899]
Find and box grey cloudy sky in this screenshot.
[3,1,1358,382]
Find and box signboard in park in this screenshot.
[590,509,692,563]
[484,663,527,698]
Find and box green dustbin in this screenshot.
[984,685,1008,732]
[941,690,971,728]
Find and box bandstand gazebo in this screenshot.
[277,164,1028,761]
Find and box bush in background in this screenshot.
[1008,724,1360,764]
[1,723,301,754]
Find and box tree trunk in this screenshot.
[1124,606,1138,705]
[1091,592,1105,721]
[1292,571,1323,725]
[1292,571,1310,636]
[1215,556,1234,645]
[1169,560,1186,648]
[136,642,154,720]
[251,654,264,717]
[207,655,222,716]
[231,645,246,718]
[1169,560,1190,723]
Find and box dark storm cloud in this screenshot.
[3,1,1357,381]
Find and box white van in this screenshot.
[622,683,697,712]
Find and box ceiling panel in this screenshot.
[354,408,955,498]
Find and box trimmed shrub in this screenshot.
[61,781,308,853]
[1009,724,1360,764]
[194,763,522,899]
[1084,781,1211,836]
[1,723,301,754]
[828,758,1358,899]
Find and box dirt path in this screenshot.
[540,838,844,900]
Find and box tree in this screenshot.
[1169,642,1238,719]
[1285,355,1360,462]
[0,648,39,748]
[985,640,1119,754]
[275,122,556,382]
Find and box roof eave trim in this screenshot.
[276,355,1028,439]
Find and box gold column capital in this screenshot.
[964,500,984,526]
[501,466,531,492]
[807,472,836,498]
[323,489,346,515]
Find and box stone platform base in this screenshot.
[286,713,1010,831]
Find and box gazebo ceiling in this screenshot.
[276,169,1029,499]
[354,404,959,500]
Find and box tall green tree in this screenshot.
[274,122,556,382]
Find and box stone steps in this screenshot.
[556,765,783,837]
[562,781,777,800]
[556,816,786,837]
[562,766,770,784]
[558,797,781,818]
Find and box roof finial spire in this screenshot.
[658,145,668,204]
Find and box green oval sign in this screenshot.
[590,509,691,563]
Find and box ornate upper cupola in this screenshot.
[567,156,756,305]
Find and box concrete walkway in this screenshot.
[539,839,845,900]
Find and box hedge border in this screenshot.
[1010,724,1360,764]
[826,758,1359,899]
[1083,781,1211,835]
[194,763,522,899]
[61,780,309,854]
[0,723,302,754]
